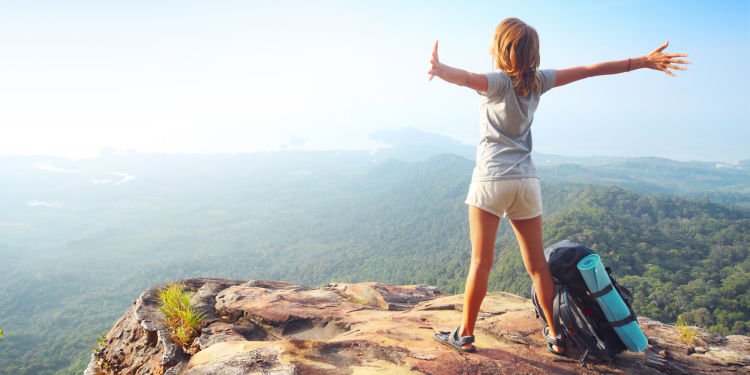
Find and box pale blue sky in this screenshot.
[1,0,748,162]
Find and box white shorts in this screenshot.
[464,178,543,220]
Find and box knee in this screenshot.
[525,263,550,280]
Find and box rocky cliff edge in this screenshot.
[85,278,750,374]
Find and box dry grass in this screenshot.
[675,317,701,347]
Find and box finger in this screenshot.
[670,59,690,64]
[656,40,669,52]
[665,64,686,71]
[661,68,676,77]
[428,69,436,80]
[433,40,439,55]
[666,53,688,58]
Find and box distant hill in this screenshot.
[538,156,750,194]
[536,157,750,208]
[367,127,750,206]
[369,127,475,161]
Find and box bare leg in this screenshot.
[459,205,500,349]
[509,215,563,353]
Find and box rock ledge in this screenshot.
[85,278,750,374]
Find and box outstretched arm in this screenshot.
[427,40,489,93]
[554,41,690,88]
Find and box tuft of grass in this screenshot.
[675,317,700,347]
[97,329,108,345]
[157,282,206,349]
[92,329,108,352]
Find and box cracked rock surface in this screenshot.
[85,278,750,374]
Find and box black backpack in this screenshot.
[531,240,639,364]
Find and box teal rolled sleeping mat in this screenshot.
[577,254,648,352]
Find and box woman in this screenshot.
[429,17,688,355]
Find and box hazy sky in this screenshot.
[1,0,748,162]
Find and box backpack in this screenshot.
[531,240,638,364]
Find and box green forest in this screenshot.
[0,152,747,374]
[491,185,749,334]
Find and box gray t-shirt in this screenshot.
[471,69,557,181]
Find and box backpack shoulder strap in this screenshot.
[552,283,564,336]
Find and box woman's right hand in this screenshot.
[643,41,690,77]
[427,40,443,81]
[426,40,488,92]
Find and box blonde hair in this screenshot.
[489,18,541,97]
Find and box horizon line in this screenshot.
[0,148,746,166]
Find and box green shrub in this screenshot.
[92,329,108,352]
[157,282,206,348]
